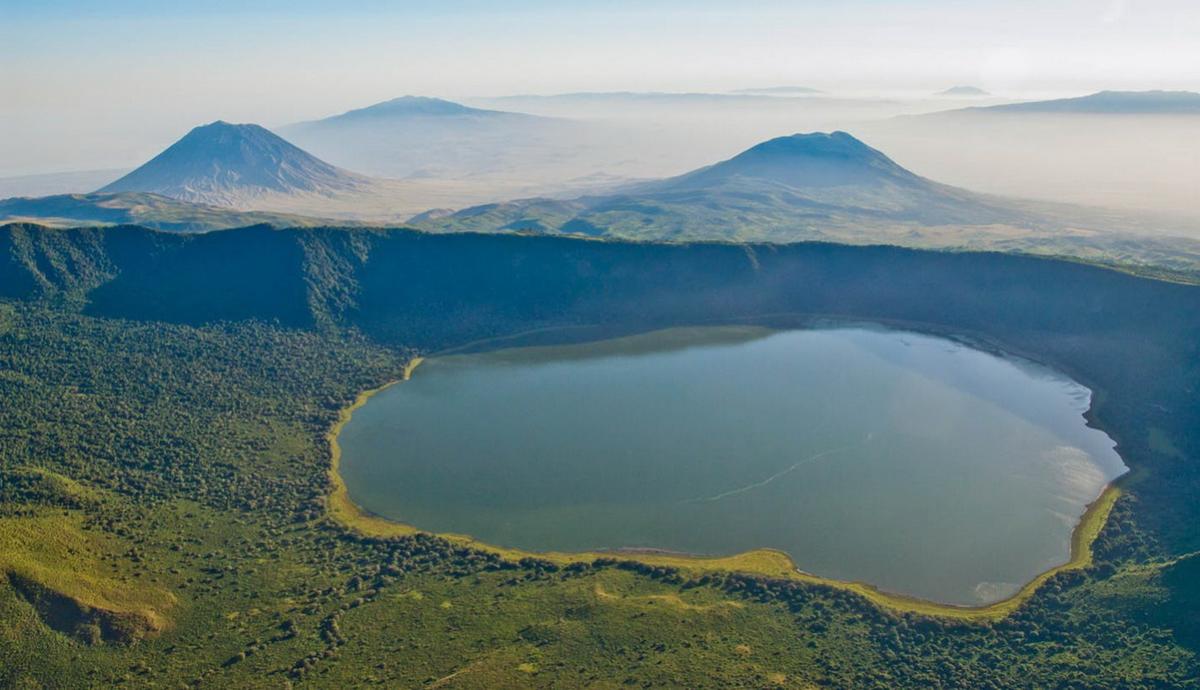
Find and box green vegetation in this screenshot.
[0,511,174,642]
[1,223,1199,687]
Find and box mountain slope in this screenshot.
[409,131,1200,274]
[98,121,371,206]
[413,131,1035,235]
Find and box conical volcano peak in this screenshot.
[196,119,238,129]
[167,121,299,155]
[189,120,266,135]
[662,131,922,191]
[98,120,368,206]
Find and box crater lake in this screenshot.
[337,325,1127,605]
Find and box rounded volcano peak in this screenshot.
[735,131,892,163]
[308,96,517,125]
[337,96,479,119]
[664,131,923,191]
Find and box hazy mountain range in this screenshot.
[0,122,400,229]
[409,131,1079,234]
[955,90,1200,115]
[730,86,825,96]
[0,169,130,199]
[470,91,905,122]
[277,96,580,181]
[16,89,1197,221]
[856,90,1200,218]
[3,95,1200,277]
[88,116,579,223]
[935,86,990,97]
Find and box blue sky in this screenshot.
[2,0,1197,174]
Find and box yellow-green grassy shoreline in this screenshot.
[325,355,1123,622]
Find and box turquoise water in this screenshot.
[338,326,1126,605]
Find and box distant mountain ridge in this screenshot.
[413,131,1033,237]
[955,90,1200,115]
[486,91,817,105]
[98,121,371,206]
[287,96,536,125]
[936,86,989,97]
[731,86,824,96]
[278,96,569,179]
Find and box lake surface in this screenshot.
[338,325,1126,605]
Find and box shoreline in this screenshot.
[323,326,1126,622]
[325,356,424,537]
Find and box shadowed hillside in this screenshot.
[3,224,1198,415]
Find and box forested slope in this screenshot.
[1,222,1199,687]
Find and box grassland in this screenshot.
[0,511,175,640]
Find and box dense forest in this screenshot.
[1,222,1198,688]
